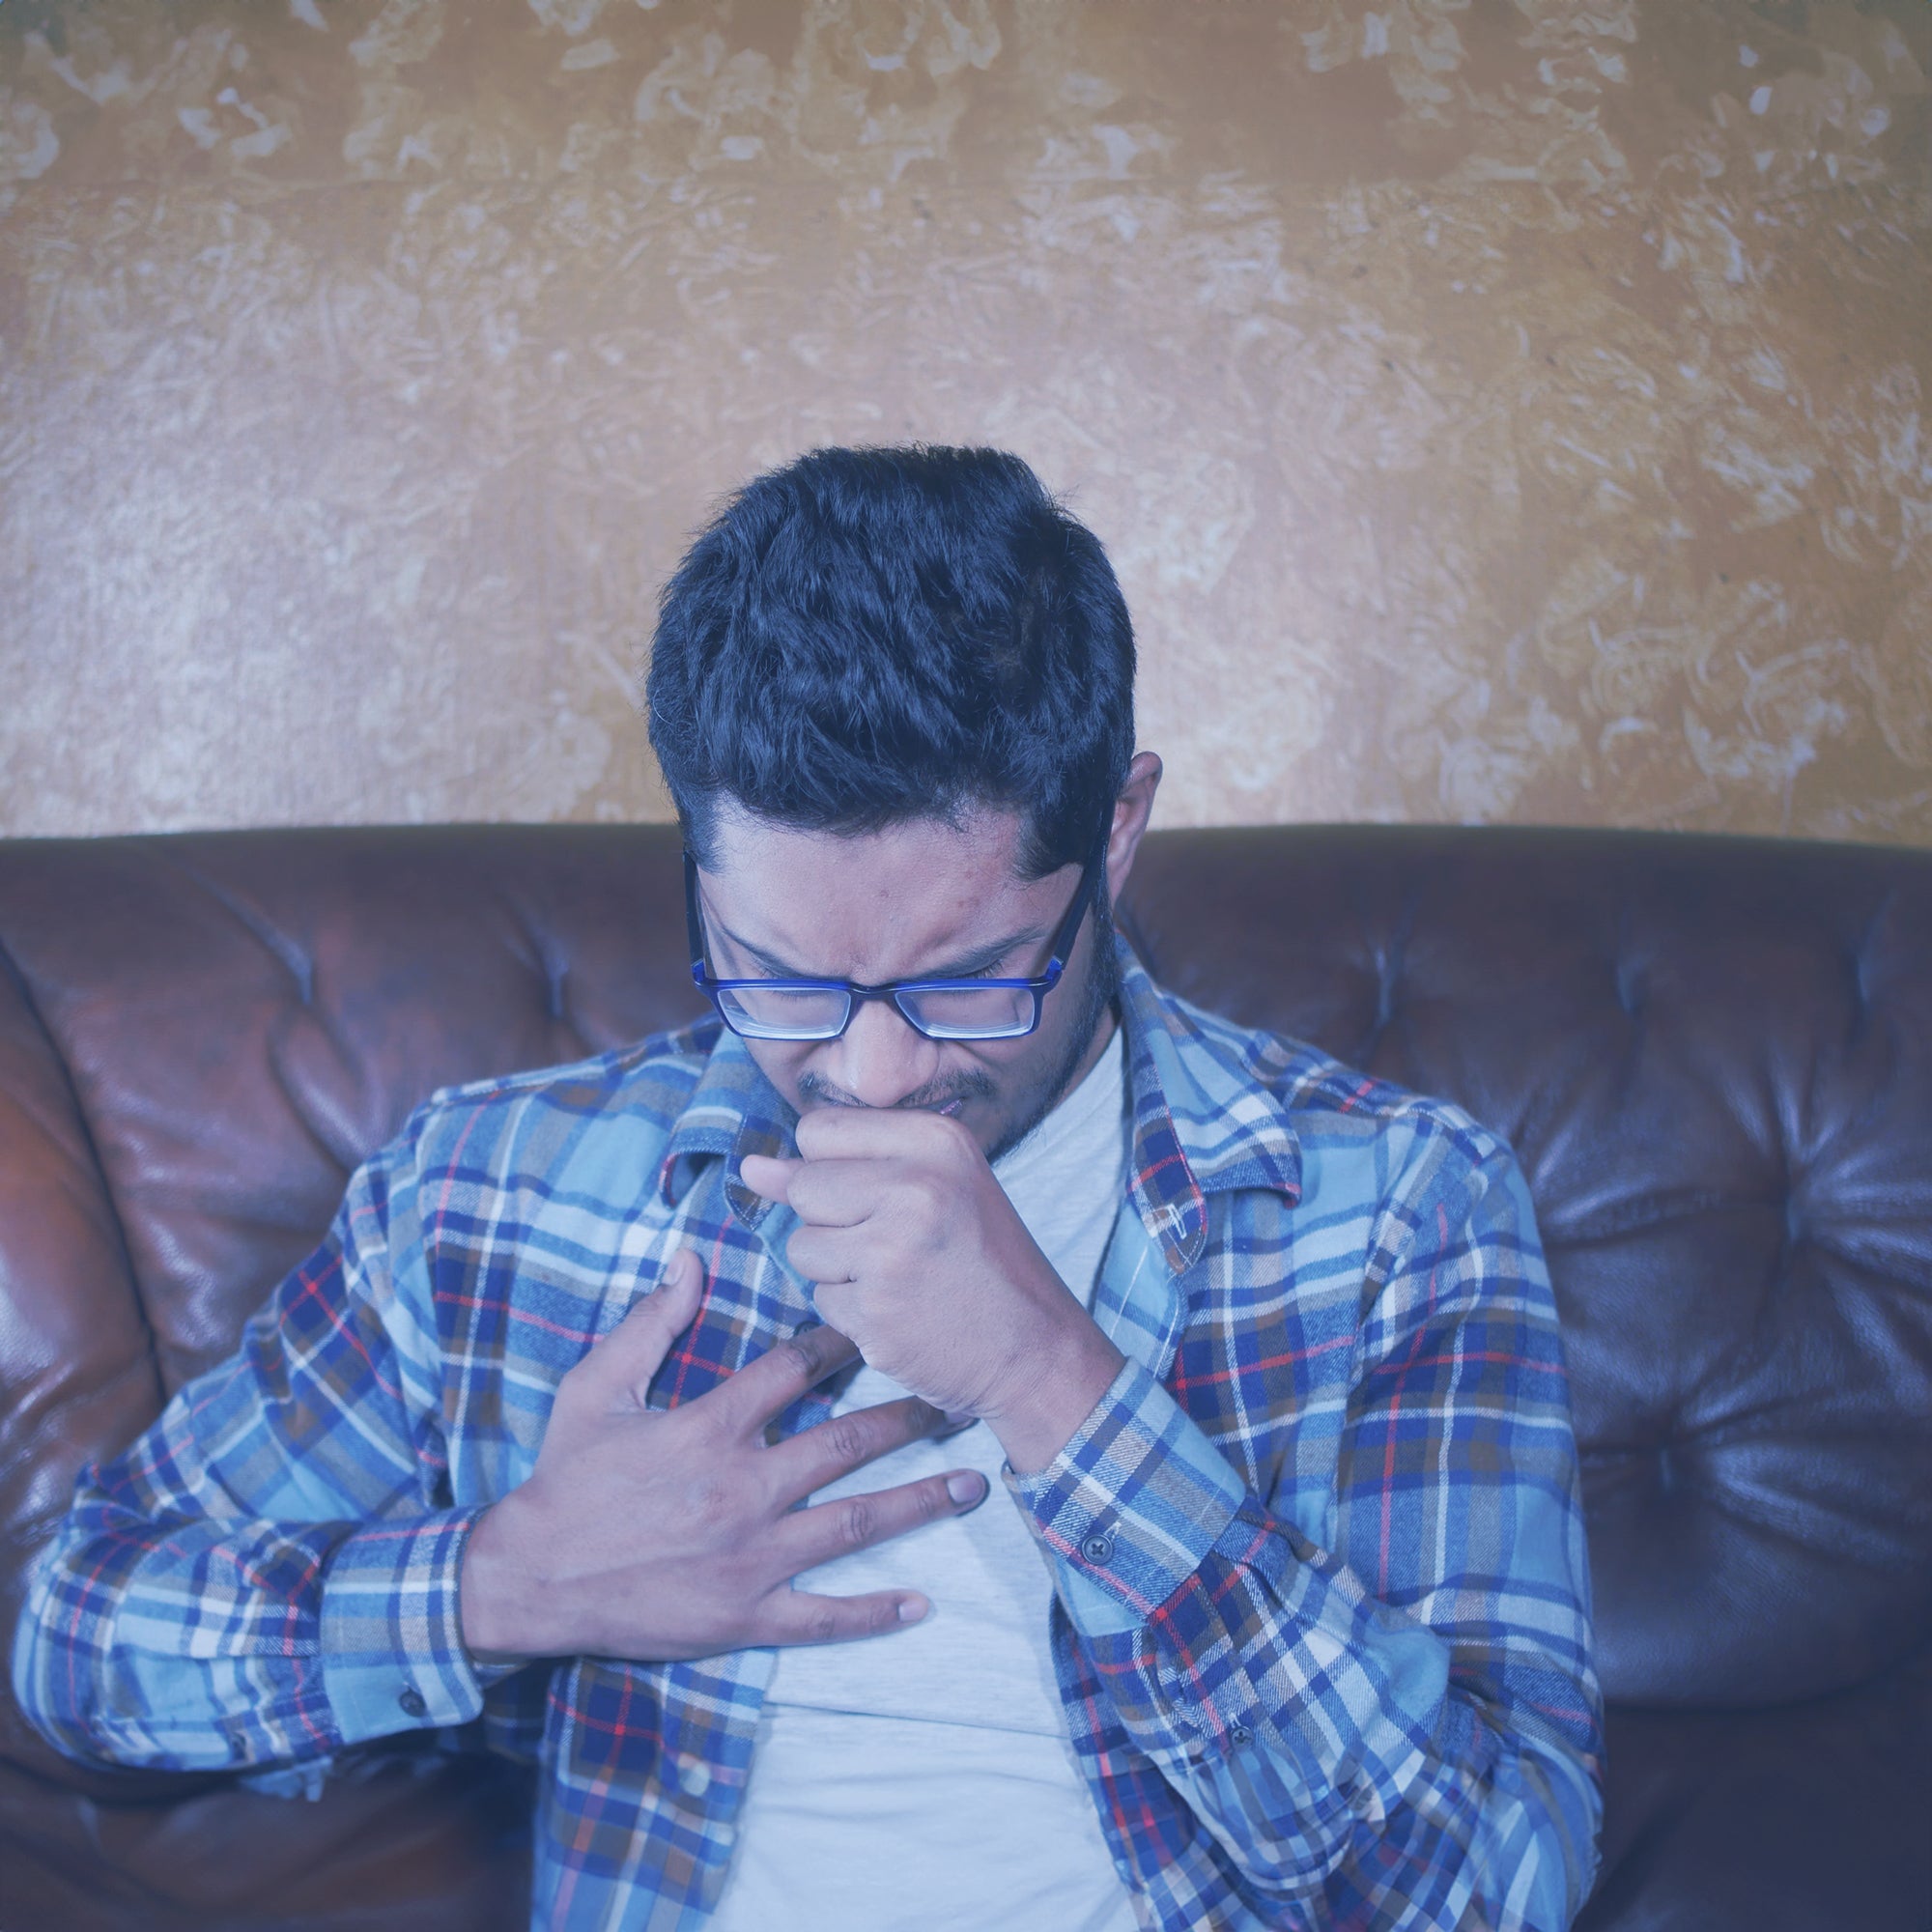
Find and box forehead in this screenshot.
[699,807,1041,979]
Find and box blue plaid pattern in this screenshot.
[14,941,1602,1929]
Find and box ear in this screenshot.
[1103,752,1163,907]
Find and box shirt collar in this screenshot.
[657,935,1304,1263]
[1113,937,1302,1271]
[658,1023,798,1226]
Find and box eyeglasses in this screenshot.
[683,831,1106,1043]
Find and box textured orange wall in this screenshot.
[1,0,1928,841]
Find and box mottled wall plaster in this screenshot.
[1,0,1927,841]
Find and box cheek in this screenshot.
[960,1036,1062,1118]
[743,1040,814,1102]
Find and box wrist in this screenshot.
[459,1492,550,1663]
[985,1315,1126,1477]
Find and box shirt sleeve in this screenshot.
[9,1122,495,1776]
[1008,1135,1605,1932]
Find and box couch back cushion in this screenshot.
[1,824,1927,1724]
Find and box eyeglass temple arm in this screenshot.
[682,850,713,985]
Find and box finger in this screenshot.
[702,1321,862,1435]
[576,1249,705,1406]
[770,1394,955,1502]
[795,1106,964,1162]
[779,1157,895,1230]
[783,1223,863,1286]
[756,1587,931,1646]
[778,1467,990,1572]
[737,1152,799,1205]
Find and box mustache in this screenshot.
[795,1068,997,1113]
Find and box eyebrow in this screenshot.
[707,910,1048,983]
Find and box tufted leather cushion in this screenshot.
[1117,827,1932,1714]
[2,823,1928,1929]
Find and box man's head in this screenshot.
[647,444,1158,1158]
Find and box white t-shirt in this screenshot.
[709,1028,1140,1932]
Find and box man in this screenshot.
[14,446,1603,1930]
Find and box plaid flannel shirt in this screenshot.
[14,941,1603,1930]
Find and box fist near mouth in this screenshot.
[738,1106,1126,1476]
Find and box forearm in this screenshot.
[1165,1701,1601,1931]
[13,1479,489,1773]
[14,1492,339,1772]
[1012,1359,1602,1927]
[1114,1499,1598,1927]
[10,1134,485,1776]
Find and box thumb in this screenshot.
[592,1248,705,1404]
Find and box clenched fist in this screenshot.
[740,1106,1125,1475]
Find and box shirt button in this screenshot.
[1229,1722,1253,1747]
[1080,1531,1114,1564]
[678,1760,711,1798]
[398,1687,428,1719]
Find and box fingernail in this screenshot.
[898,1595,929,1624]
[946,1472,986,1508]
[937,1408,977,1436]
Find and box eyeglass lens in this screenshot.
[715,980,1037,1041]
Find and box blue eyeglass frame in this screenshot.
[682,827,1109,1043]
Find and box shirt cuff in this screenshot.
[320,1508,492,1747]
[1006,1355,1248,1635]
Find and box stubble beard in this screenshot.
[788,910,1123,1163]
[981,918,1122,1167]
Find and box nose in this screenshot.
[815,994,943,1108]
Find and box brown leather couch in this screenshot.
[3,824,1928,1931]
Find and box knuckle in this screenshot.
[671,1400,722,1448]
[784,1231,822,1276]
[779,1337,822,1380]
[808,1325,853,1373]
[839,1497,877,1548]
[626,1299,674,1340]
[806,1605,841,1644]
[822,1416,869,1465]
